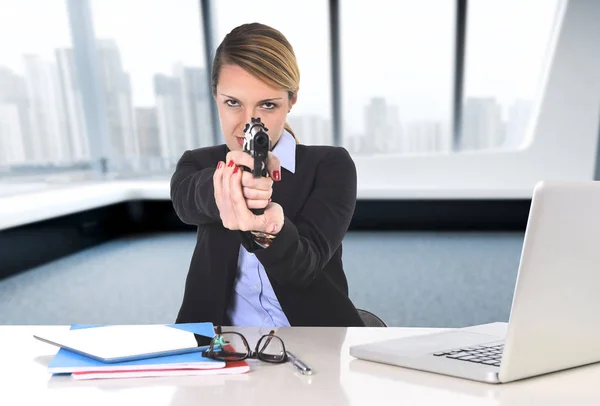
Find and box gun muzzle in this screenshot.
[243,118,271,215]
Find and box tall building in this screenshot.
[363,97,401,154]
[23,55,69,163]
[55,48,89,162]
[505,99,532,149]
[174,64,212,150]
[461,97,505,150]
[364,97,386,154]
[0,67,31,164]
[404,121,443,153]
[387,104,402,153]
[154,65,211,164]
[135,107,160,156]
[96,39,138,161]
[343,132,365,155]
[439,121,453,153]
[287,115,332,146]
[0,104,26,165]
[154,73,183,162]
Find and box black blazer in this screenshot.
[170,143,365,327]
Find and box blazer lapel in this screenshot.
[272,144,304,218]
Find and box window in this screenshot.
[460,0,560,151]
[0,1,84,170]
[213,0,333,146]
[90,0,208,173]
[340,1,455,156]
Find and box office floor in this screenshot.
[0,231,523,328]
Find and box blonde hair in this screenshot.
[211,22,300,144]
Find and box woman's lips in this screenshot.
[236,137,244,146]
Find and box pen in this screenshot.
[286,351,313,375]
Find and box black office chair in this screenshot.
[357,309,388,327]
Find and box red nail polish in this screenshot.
[217,162,223,169]
[233,166,239,174]
[273,171,280,181]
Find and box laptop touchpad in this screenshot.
[374,331,500,358]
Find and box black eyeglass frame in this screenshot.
[202,326,289,364]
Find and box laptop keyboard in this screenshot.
[433,343,504,367]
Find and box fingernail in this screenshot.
[273,171,280,181]
[217,162,223,169]
[233,166,239,174]
[228,160,235,167]
[268,198,272,202]
[271,224,277,233]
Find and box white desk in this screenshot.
[2,323,600,405]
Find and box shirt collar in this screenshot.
[271,129,296,174]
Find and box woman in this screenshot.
[170,22,364,327]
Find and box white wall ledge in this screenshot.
[0,180,170,231]
[0,179,534,231]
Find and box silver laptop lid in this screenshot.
[500,180,600,382]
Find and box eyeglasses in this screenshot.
[202,326,288,364]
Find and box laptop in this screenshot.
[350,180,600,384]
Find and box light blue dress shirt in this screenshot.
[227,130,296,327]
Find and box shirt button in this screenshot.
[264,317,269,323]
[253,285,259,291]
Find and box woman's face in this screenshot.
[215,64,296,151]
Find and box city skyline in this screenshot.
[0,0,558,170]
[1,0,559,130]
[0,40,533,169]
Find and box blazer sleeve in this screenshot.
[242,147,357,288]
[170,150,221,226]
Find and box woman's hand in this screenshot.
[213,158,284,234]
[225,151,281,211]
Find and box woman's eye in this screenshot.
[262,102,277,110]
[225,100,240,107]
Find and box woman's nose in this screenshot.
[245,108,260,125]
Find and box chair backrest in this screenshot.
[357,309,388,327]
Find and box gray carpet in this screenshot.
[0,231,523,327]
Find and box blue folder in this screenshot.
[47,323,224,374]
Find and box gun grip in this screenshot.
[241,165,267,215]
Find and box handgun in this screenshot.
[242,117,271,215]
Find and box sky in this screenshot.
[0,0,560,131]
